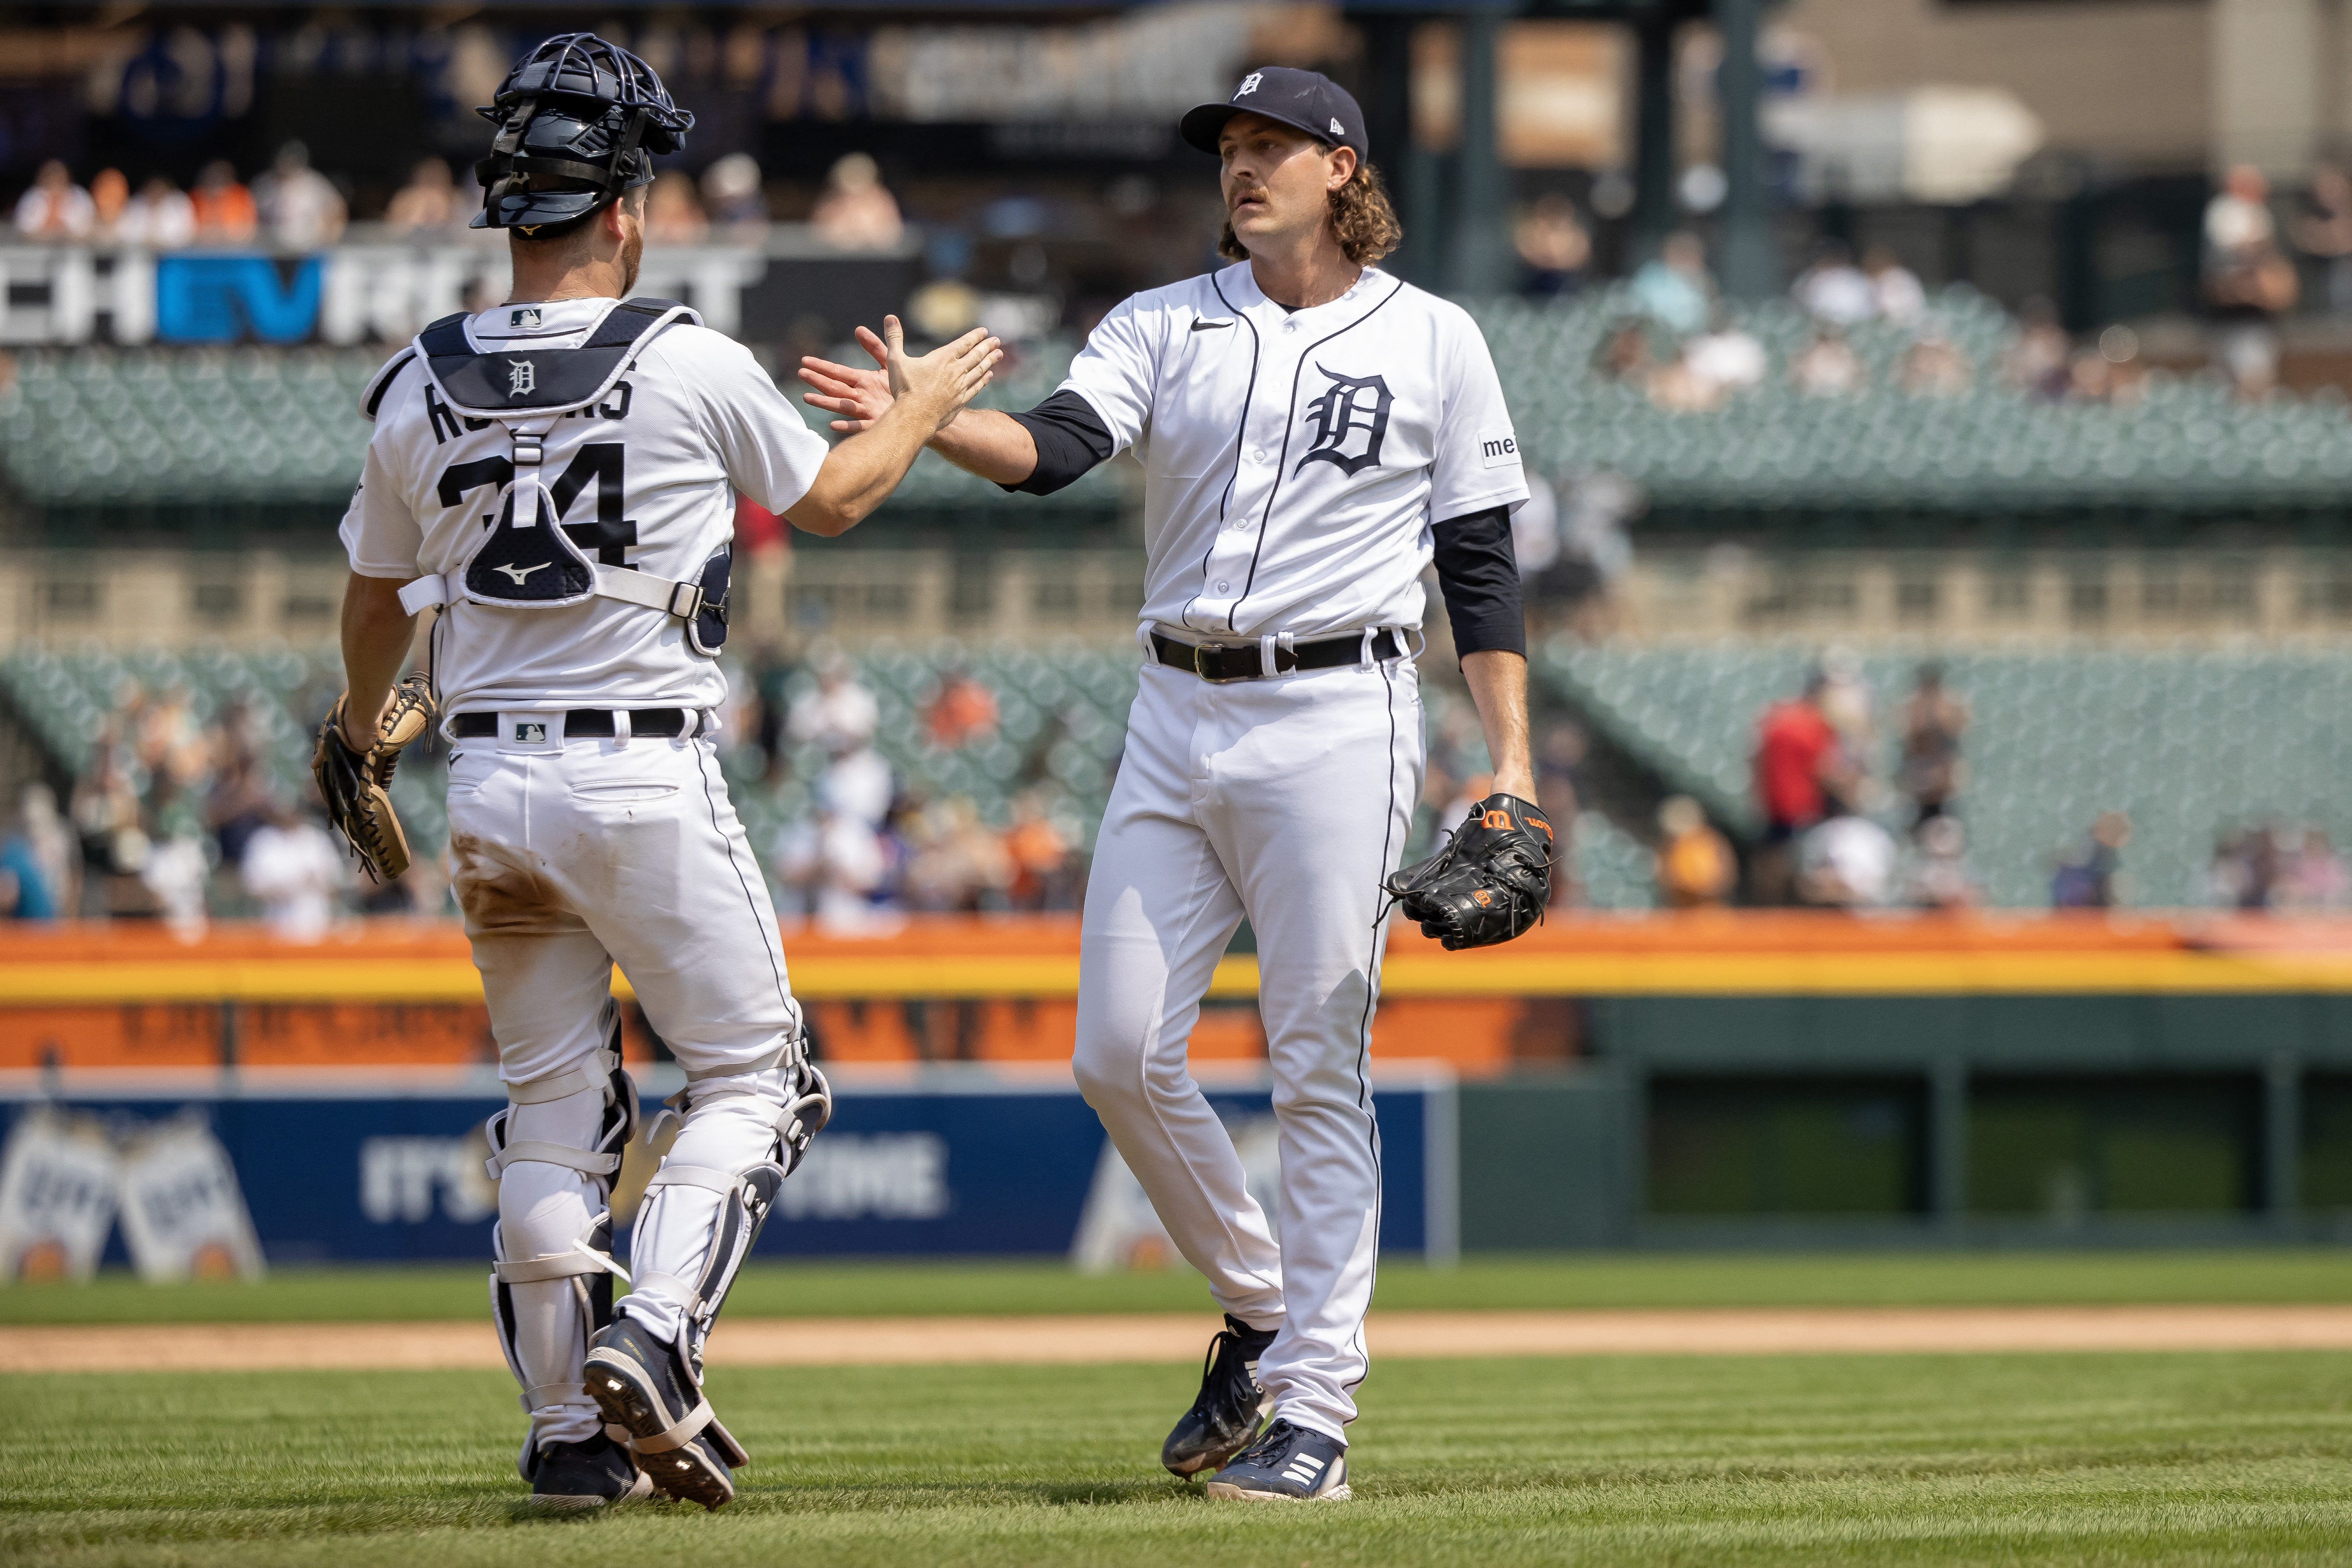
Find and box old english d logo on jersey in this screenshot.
[1295,365,1392,478]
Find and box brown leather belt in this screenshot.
[1150,629,1405,683]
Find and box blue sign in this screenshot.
[5,1075,1441,1264]
[155,256,325,344]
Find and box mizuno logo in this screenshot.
[495,562,549,584]
[1192,318,1236,332]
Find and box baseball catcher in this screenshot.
[331,29,995,1513]
[1385,793,1555,949]
[311,673,436,882]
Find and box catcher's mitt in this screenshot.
[312,673,436,882]
[1384,793,1555,950]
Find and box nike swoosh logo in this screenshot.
[494,562,549,584]
[1191,318,1236,332]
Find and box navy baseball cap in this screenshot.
[1180,67,1367,160]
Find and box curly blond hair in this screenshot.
[1219,154,1403,266]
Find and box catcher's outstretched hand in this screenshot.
[312,673,436,883]
[1384,793,1555,951]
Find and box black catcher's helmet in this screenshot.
[471,33,694,234]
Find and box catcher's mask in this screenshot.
[471,32,693,236]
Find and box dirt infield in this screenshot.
[9,1304,2352,1373]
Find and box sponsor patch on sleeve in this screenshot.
[1477,430,1521,469]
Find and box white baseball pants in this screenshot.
[445,715,801,1089]
[447,714,801,1450]
[1073,654,1423,1443]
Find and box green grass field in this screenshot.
[9,1253,2351,1564]
[7,1353,2349,1565]
[7,1248,2352,1324]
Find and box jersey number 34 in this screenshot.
[437,443,639,566]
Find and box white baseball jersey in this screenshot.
[1057,262,1529,639]
[339,296,830,715]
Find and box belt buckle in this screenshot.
[1192,641,1249,683]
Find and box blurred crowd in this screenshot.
[0,670,393,939]
[1653,656,2073,912]
[14,146,347,250]
[1610,656,2352,915]
[1583,229,2172,410]
[1733,653,1966,911]
[2205,821,2348,911]
[8,650,2352,928]
[0,645,1087,939]
[11,146,901,252]
[754,651,1083,932]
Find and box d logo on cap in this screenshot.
[1236,71,1263,97]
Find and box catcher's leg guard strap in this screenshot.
[493,1242,632,1286]
[506,1045,622,1104]
[643,1163,741,1195]
[485,1140,622,1180]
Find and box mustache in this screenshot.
[1228,186,1270,211]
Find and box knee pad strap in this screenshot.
[644,1163,741,1196]
[683,1046,789,1082]
[507,1045,622,1104]
[485,1140,622,1181]
[494,1242,631,1286]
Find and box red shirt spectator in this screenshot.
[733,494,786,554]
[1755,697,1837,829]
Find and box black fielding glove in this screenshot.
[1383,793,1555,950]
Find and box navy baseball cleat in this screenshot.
[522,1432,653,1510]
[1163,1314,1278,1477]
[585,1317,749,1510]
[1203,1418,1353,1502]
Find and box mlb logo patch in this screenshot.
[514,722,547,743]
[510,307,542,330]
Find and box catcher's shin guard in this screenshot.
[626,1150,786,1366]
[623,1050,828,1360]
[485,1044,639,1473]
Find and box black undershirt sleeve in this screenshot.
[1001,390,1116,496]
[1431,505,1526,659]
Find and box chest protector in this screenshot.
[390,297,731,656]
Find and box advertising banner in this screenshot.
[116,1112,267,1282]
[0,1107,123,1282]
[0,241,920,349]
[0,1066,1455,1267]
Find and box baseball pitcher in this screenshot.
[326,34,997,1510]
[800,67,1550,1500]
